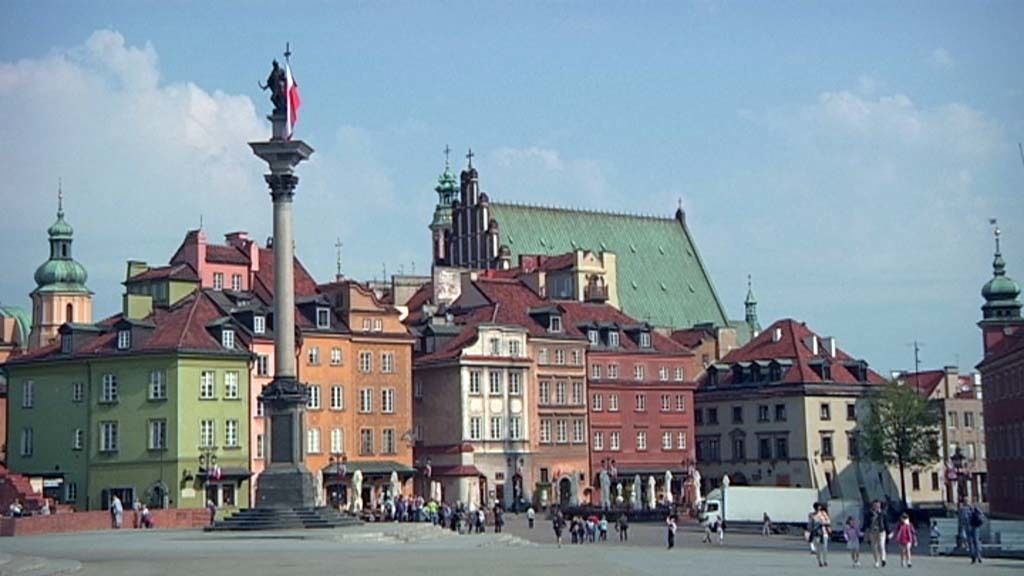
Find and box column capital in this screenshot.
[266,173,299,202]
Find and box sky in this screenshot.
[1,1,1022,376]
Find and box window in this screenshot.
[661,394,671,412]
[593,431,604,451]
[572,381,583,405]
[662,431,673,450]
[592,393,603,411]
[381,388,395,413]
[708,407,718,424]
[213,272,224,290]
[256,355,269,376]
[964,412,975,428]
[509,416,522,440]
[819,403,831,421]
[490,417,503,440]
[102,374,119,403]
[373,318,383,332]
[199,371,215,399]
[470,417,482,440]
[911,472,920,491]
[636,431,648,451]
[307,428,321,454]
[149,371,166,400]
[556,420,568,443]
[362,318,371,332]
[608,364,619,379]
[381,352,395,374]
[360,429,374,455]
[538,348,549,364]
[967,442,977,460]
[538,381,550,405]
[758,405,770,422]
[634,364,645,381]
[100,421,119,452]
[308,346,320,365]
[230,273,242,291]
[588,330,599,346]
[555,349,566,365]
[73,428,84,450]
[257,398,264,417]
[489,338,501,356]
[610,431,621,451]
[21,381,34,408]
[20,428,33,456]
[821,434,834,458]
[549,316,563,333]
[775,404,787,422]
[149,419,167,450]
[775,437,789,459]
[555,381,567,405]
[591,364,601,380]
[200,420,215,448]
[677,431,687,450]
[849,434,859,459]
[489,371,503,395]
[330,347,343,365]
[509,371,522,395]
[225,419,239,448]
[947,411,958,428]
[224,371,239,399]
[221,329,235,349]
[316,308,330,329]
[732,437,745,460]
[608,332,620,347]
[308,385,321,409]
[695,409,703,425]
[931,472,940,491]
[846,403,856,421]
[330,385,344,410]
[359,388,373,413]
[72,382,84,403]
[253,315,265,334]
[759,437,771,460]
[381,429,396,454]
[469,370,482,395]
[732,406,743,424]
[509,339,522,357]
[256,434,265,459]
[330,428,344,454]
[609,393,619,412]
[414,380,424,399]
[571,349,582,366]
[66,482,78,502]
[640,332,651,348]
[573,419,585,443]
[61,334,72,354]
[674,367,684,381]
[635,393,646,412]
[659,366,669,381]
[540,468,550,483]
[358,351,372,373]
[540,420,551,443]
[117,329,131,350]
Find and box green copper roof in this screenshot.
[982,251,1020,303]
[47,213,73,239]
[489,202,728,328]
[0,306,31,344]
[33,260,89,291]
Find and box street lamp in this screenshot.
[951,448,967,504]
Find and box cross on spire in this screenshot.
[335,238,343,280]
[443,144,452,169]
[466,147,475,169]
[57,178,64,215]
[991,218,1001,254]
[284,42,292,62]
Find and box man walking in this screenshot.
[109,494,124,529]
[865,500,891,568]
[965,498,985,564]
[666,515,677,549]
[527,505,536,529]
[616,513,629,542]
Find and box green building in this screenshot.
[4,269,253,511]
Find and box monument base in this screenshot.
[256,465,316,509]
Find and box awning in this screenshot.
[605,466,688,478]
[198,467,252,480]
[322,460,416,478]
[429,465,484,478]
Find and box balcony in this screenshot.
[584,284,609,303]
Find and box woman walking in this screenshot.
[666,515,677,549]
[894,513,918,568]
[810,503,832,567]
[553,511,566,548]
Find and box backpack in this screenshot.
[970,508,985,528]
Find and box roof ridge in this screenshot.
[491,201,675,222]
[176,293,203,349]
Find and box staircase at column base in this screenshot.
[206,507,362,531]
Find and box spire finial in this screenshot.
[335,237,343,281]
[199,214,204,230]
[57,178,64,216]
[991,217,1001,255]
[284,42,291,63]
[444,144,452,170]
[466,147,475,169]
[677,197,683,211]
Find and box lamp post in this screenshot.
[721,474,730,531]
[199,448,218,503]
[951,448,967,504]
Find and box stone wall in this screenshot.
[0,508,209,537]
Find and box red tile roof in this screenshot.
[125,263,199,283]
[252,248,320,304]
[670,326,717,348]
[900,370,946,398]
[205,244,250,265]
[978,330,1024,369]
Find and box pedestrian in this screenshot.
[110,494,124,529]
[843,516,863,567]
[806,505,818,556]
[666,515,677,549]
[864,500,891,568]
[132,499,142,529]
[894,513,917,568]
[494,506,504,533]
[928,520,941,556]
[553,511,565,548]
[762,512,772,536]
[527,505,536,529]
[965,499,985,564]
[140,505,154,529]
[811,503,831,567]
[599,515,609,541]
[616,513,629,542]
[477,508,486,534]
[206,499,217,527]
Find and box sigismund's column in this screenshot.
[250,99,315,509]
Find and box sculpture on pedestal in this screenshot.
[664,470,674,505]
[352,470,364,512]
[599,469,611,510]
[615,482,624,506]
[259,60,287,114]
[631,475,641,511]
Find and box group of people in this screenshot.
[551,510,628,547]
[108,495,155,529]
[6,498,54,518]
[432,501,507,535]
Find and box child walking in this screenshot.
[843,516,863,567]
[894,513,918,568]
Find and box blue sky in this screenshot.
[1,1,1022,375]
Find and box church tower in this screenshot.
[430,146,458,266]
[28,185,92,350]
[744,274,760,337]
[979,223,1022,355]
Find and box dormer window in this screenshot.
[316,308,330,329]
[222,329,235,349]
[639,332,651,349]
[549,316,563,333]
[608,331,620,348]
[588,330,599,346]
[253,315,266,335]
[117,330,131,350]
[61,334,73,354]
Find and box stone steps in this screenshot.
[206,507,362,532]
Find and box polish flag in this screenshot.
[285,63,301,138]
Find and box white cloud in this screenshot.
[929,47,955,70]
[486,146,612,207]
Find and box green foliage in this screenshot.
[864,382,941,468]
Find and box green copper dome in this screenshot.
[47,213,74,239]
[33,198,90,294]
[982,252,1020,302]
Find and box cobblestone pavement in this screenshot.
[0,519,1018,576]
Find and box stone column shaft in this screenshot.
[269,173,298,379]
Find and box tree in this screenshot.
[863,381,940,509]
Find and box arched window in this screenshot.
[65,303,74,323]
[61,244,68,258]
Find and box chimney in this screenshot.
[772,327,782,343]
[126,260,149,281]
[822,336,837,358]
[804,335,819,355]
[225,231,249,248]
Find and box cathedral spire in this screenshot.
[981,218,1021,321]
[745,274,760,334]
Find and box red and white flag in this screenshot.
[285,62,301,138]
